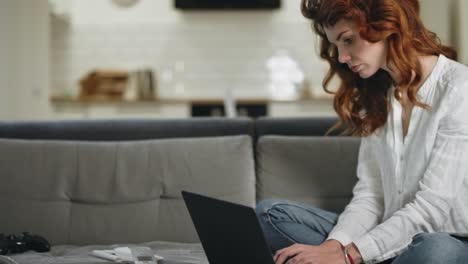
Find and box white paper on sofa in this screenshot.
[91,246,164,263]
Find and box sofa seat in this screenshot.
[10,241,208,264]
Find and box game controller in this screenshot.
[0,232,50,255]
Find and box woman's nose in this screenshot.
[338,48,351,64]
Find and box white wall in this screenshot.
[0,2,14,119]
[51,0,328,100]
[420,0,467,64]
[0,0,51,120]
[458,0,468,64]
[420,0,452,45]
[72,0,177,25]
[71,0,309,25]
[0,0,463,120]
[51,0,460,101]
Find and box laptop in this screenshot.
[181,191,275,264]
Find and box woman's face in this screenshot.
[324,19,388,79]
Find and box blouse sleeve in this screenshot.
[326,135,385,246]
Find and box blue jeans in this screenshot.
[256,199,468,264]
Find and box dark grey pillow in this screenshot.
[256,135,360,213]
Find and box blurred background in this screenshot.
[0,0,466,120]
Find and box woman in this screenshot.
[255,0,468,263]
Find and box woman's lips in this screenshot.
[350,64,361,73]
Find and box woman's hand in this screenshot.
[273,240,346,264]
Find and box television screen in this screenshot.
[175,0,281,10]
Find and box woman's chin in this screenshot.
[359,72,370,78]
[358,69,377,79]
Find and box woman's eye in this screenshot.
[344,37,353,45]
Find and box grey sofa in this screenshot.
[0,117,360,264]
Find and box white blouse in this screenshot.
[327,55,468,263]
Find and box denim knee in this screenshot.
[255,199,285,220]
[395,233,468,264]
[412,232,458,252]
[256,199,278,213]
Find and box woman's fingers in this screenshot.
[274,244,304,264]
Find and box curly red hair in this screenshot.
[301,0,457,136]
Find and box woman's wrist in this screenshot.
[322,239,362,263]
[323,239,343,250]
[346,243,363,264]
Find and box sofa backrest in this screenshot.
[0,118,256,245]
[255,117,343,137]
[255,117,359,213]
[0,118,254,141]
[0,117,361,245]
[256,136,360,213]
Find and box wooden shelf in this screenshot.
[49,95,336,119]
[50,96,185,105]
[49,95,331,105]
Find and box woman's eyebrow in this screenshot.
[329,30,351,43]
[336,30,351,41]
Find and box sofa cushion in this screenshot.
[0,135,255,245]
[10,241,208,264]
[256,136,360,213]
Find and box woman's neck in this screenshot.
[383,55,439,92]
